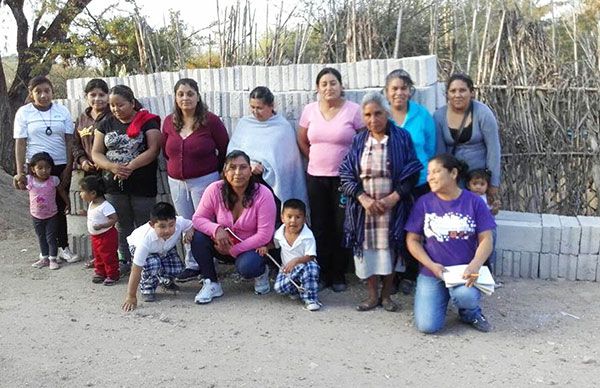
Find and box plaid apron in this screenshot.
[360,135,392,250]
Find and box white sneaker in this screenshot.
[254,265,271,295]
[58,247,80,263]
[305,302,321,311]
[194,279,223,304]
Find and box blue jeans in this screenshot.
[168,172,219,270]
[414,274,482,334]
[190,231,265,282]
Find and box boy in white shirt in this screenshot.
[122,202,194,310]
[261,199,321,311]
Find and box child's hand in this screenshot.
[282,258,299,273]
[122,296,137,312]
[64,201,71,215]
[256,246,268,256]
[491,199,501,215]
[183,229,194,244]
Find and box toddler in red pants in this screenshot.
[79,175,119,285]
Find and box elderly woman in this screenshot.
[385,69,437,294]
[339,92,422,311]
[73,78,111,175]
[228,86,308,215]
[405,154,495,333]
[162,78,229,282]
[92,85,162,275]
[434,73,501,205]
[13,75,78,263]
[190,150,277,304]
[297,67,364,292]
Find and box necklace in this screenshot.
[36,105,53,136]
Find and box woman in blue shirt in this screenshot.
[385,69,437,293]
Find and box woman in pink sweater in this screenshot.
[191,150,277,304]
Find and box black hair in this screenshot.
[384,69,416,97]
[249,86,275,106]
[221,150,259,210]
[150,202,177,222]
[28,76,53,92]
[172,78,208,131]
[447,73,475,92]
[467,168,491,184]
[282,198,306,216]
[429,153,469,183]
[316,67,342,86]
[109,84,143,110]
[84,78,109,94]
[29,152,54,169]
[79,175,106,198]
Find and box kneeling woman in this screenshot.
[405,154,495,333]
[191,150,277,304]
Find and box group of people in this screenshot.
[13,65,501,333]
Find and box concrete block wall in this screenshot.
[495,211,600,281]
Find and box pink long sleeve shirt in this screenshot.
[192,181,276,258]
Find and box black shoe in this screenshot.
[399,279,415,295]
[175,268,201,283]
[161,278,180,293]
[470,314,492,332]
[119,261,131,276]
[331,283,347,293]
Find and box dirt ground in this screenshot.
[1,171,599,387]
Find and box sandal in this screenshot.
[356,298,380,312]
[381,298,400,312]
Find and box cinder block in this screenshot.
[496,210,541,222]
[135,74,149,97]
[255,66,269,87]
[576,255,598,281]
[539,253,559,280]
[199,69,213,92]
[371,59,387,88]
[220,117,232,136]
[435,82,446,110]
[211,91,223,116]
[501,250,513,277]
[229,92,244,118]
[512,251,521,278]
[282,65,292,91]
[541,213,561,253]
[558,254,578,280]
[297,64,312,91]
[493,249,503,276]
[211,68,222,91]
[519,252,539,279]
[577,216,600,254]
[240,65,255,91]
[162,95,174,116]
[67,214,88,235]
[386,58,403,77]
[413,86,437,114]
[559,216,581,255]
[495,217,542,253]
[414,54,437,86]
[268,66,282,92]
[232,66,242,90]
[241,91,250,117]
[356,60,372,89]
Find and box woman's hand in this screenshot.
[250,161,264,176]
[379,192,400,210]
[81,159,97,172]
[358,193,385,215]
[462,262,482,287]
[256,246,269,256]
[429,263,447,280]
[183,229,194,244]
[214,227,232,255]
[110,163,133,180]
[13,174,26,190]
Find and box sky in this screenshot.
[0,0,301,56]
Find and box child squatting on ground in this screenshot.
[257,199,322,311]
[28,152,71,270]
[79,175,120,285]
[122,202,194,311]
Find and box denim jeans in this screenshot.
[414,274,482,334]
[190,231,265,282]
[32,215,58,257]
[168,172,219,270]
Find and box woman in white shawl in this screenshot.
[228,86,308,217]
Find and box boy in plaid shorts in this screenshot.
[260,199,321,311]
[122,202,194,310]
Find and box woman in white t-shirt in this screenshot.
[297,67,364,292]
[13,76,78,262]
